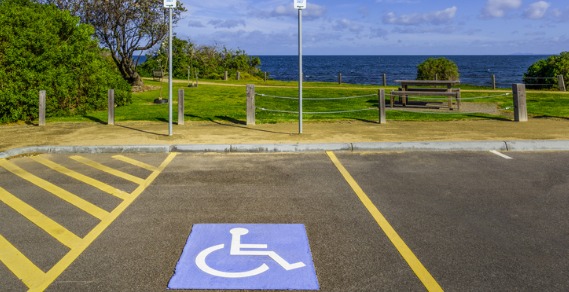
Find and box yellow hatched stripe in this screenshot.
[0,160,109,220]
[70,156,145,184]
[112,155,159,172]
[0,186,81,248]
[0,234,46,289]
[32,156,129,200]
[29,153,178,292]
[326,151,443,292]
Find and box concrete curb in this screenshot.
[1,141,569,159]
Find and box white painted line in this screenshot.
[490,150,513,160]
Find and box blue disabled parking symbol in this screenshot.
[168,224,319,290]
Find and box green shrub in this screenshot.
[524,52,569,90]
[417,57,460,81]
[0,0,131,123]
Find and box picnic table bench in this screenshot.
[391,80,461,110]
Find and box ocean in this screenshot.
[257,55,551,88]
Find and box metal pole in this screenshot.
[168,8,173,136]
[298,8,303,134]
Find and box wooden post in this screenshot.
[558,75,566,92]
[39,90,46,126]
[237,71,241,81]
[108,89,115,125]
[224,71,228,81]
[338,72,342,84]
[178,88,184,125]
[383,74,387,87]
[264,72,268,82]
[513,84,528,122]
[195,69,199,87]
[378,89,386,124]
[492,74,496,90]
[246,84,255,126]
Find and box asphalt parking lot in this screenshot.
[1,151,568,291]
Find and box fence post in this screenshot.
[246,84,255,126]
[512,84,528,122]
[237,71,241,81]
[378,89,386,124]
[178,88,185,125]
[338,72,342,84]
[492,74,496,90]
[558,75,566,92]
[39,90,46,126]
[264,72,268,82]
[108,89,115,125]
[195,69,199,87]
[224,71,228,81]
[383,73,387,87]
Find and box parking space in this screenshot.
[1,151,568,291]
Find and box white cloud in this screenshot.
[481,0,522,18]
[383,6,457,26]
[524,1,551,19]
[333,19,364,34]
[187,20,205,28]
[208,19,246,29]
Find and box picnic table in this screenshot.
[391,80,461,110]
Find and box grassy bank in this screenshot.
[48,79,569,124]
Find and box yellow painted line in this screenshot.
[70,156,145,185]
[326,151,443,292]
[32,156,129,200]
[112,155,159,172]
[0,160,109,220]
[29,153,178,292]
[0,234,46,289]
[0,186,81,248]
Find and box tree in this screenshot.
[42,0,186,86]
[138,37,264,80]
[524,52,569,90]
[417,57,460,81]
[0,0,131,123]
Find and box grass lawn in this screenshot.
[49,78,569,124]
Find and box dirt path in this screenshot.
[2,119,568,152]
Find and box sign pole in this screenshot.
[298,8,303,134]
[295,0,306,134]
[168,7,173,136]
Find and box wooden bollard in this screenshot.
[378,89,386,124]
[108,89,114,125]
[178,88,184,125]
[492,74,496,90]
[383,74,387,87]
[237,71,241,81]
[246,84,255,126]
[264,72,268,82]
[224,71,228,81]
[513,84,528,122]
[338,72,342,84]
[39,90,46,126]
[558,75,566,92]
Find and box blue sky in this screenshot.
[176,0,569,55]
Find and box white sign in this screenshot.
[164,0,176,8]
[294,0,307,10]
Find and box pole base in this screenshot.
[154,98,168,104]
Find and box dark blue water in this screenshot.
[258,55,550,88]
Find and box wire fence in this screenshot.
[254,91,516,120]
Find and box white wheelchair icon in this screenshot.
[195,227,306,278]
